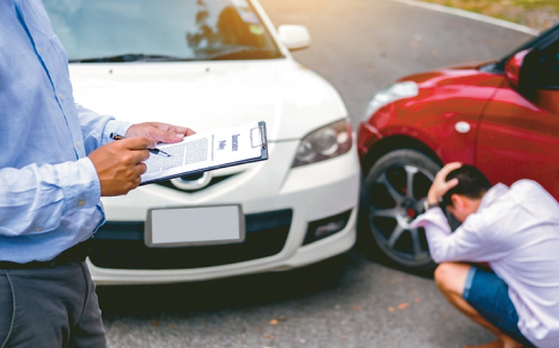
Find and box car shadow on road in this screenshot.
[96,251,362,318]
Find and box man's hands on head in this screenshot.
[427,162,461,205]
[89,122,195,196]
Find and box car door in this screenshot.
[476,28,559,200]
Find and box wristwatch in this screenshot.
[423,200,439,212]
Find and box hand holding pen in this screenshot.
[110,133,172,158]
[88,122,193,197]
[88,136,153,196]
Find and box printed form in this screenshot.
[140,121,268,184]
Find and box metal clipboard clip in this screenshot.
[250,124,267,149]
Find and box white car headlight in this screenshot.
[364,81,419,119]
[292,119,352,168]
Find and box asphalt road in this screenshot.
[261,0,533,127]
[98,1,534,347]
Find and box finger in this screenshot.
[121,137,156,151]
[123,164,146,190]
[130,124,182,144]
[126,176,142,192]
[173,126,196,137]
[444,177,459,190]
[443,162,462,173]
[125,122,196,143]
[119,147,150,165]
[168,125,195,136]
[136,149,151,163]
[133,162,148,176]
[184,128,196,136]
[437,162,462,180]
[149,127,185,143]
[154,126,196,143]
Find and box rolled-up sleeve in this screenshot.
[411,208,454,263]
[0,157,100,236]
[411,207,506,263]
[76,103,131,154]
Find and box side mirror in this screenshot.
[505,49,530,89]
[277,25,311,51]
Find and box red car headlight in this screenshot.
[364,81,419,118]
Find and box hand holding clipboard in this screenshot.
[139,121,268,185]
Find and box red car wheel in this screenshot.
[363,149,440,273]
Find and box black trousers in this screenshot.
[0,262,106,348]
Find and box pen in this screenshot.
[110,133,172,158]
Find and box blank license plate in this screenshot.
[145,205,245,247]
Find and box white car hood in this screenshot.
[69,59,347,141]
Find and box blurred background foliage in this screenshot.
[420,0,559,30]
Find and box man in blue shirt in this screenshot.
[0,1,194,347]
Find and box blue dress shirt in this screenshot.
[0,0,129,262]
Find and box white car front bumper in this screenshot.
[89,140,360,285]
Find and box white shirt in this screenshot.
[411,180,559,348]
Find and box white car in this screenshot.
[45,0,360,285]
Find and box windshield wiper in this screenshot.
[69,48,283,63]
[207,47,283,60]
[69,54,196,63]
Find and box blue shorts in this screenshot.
[462,267,535,347]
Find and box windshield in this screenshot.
[488,22,559,73]
[43,0,283,62]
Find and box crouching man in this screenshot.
[411,163,559,348]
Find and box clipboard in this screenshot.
[140,121,268,185]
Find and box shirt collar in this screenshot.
[478,183,509,211]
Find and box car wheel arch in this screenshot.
[360,135,442,176]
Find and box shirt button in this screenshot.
[59,94,64,100]
[37,48,43,53]
[78,199,85,207]
[35,227,41,232]
[76,141,81,147]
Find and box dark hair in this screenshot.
[441,165,492,207]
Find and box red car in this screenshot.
[357,23,559,273]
